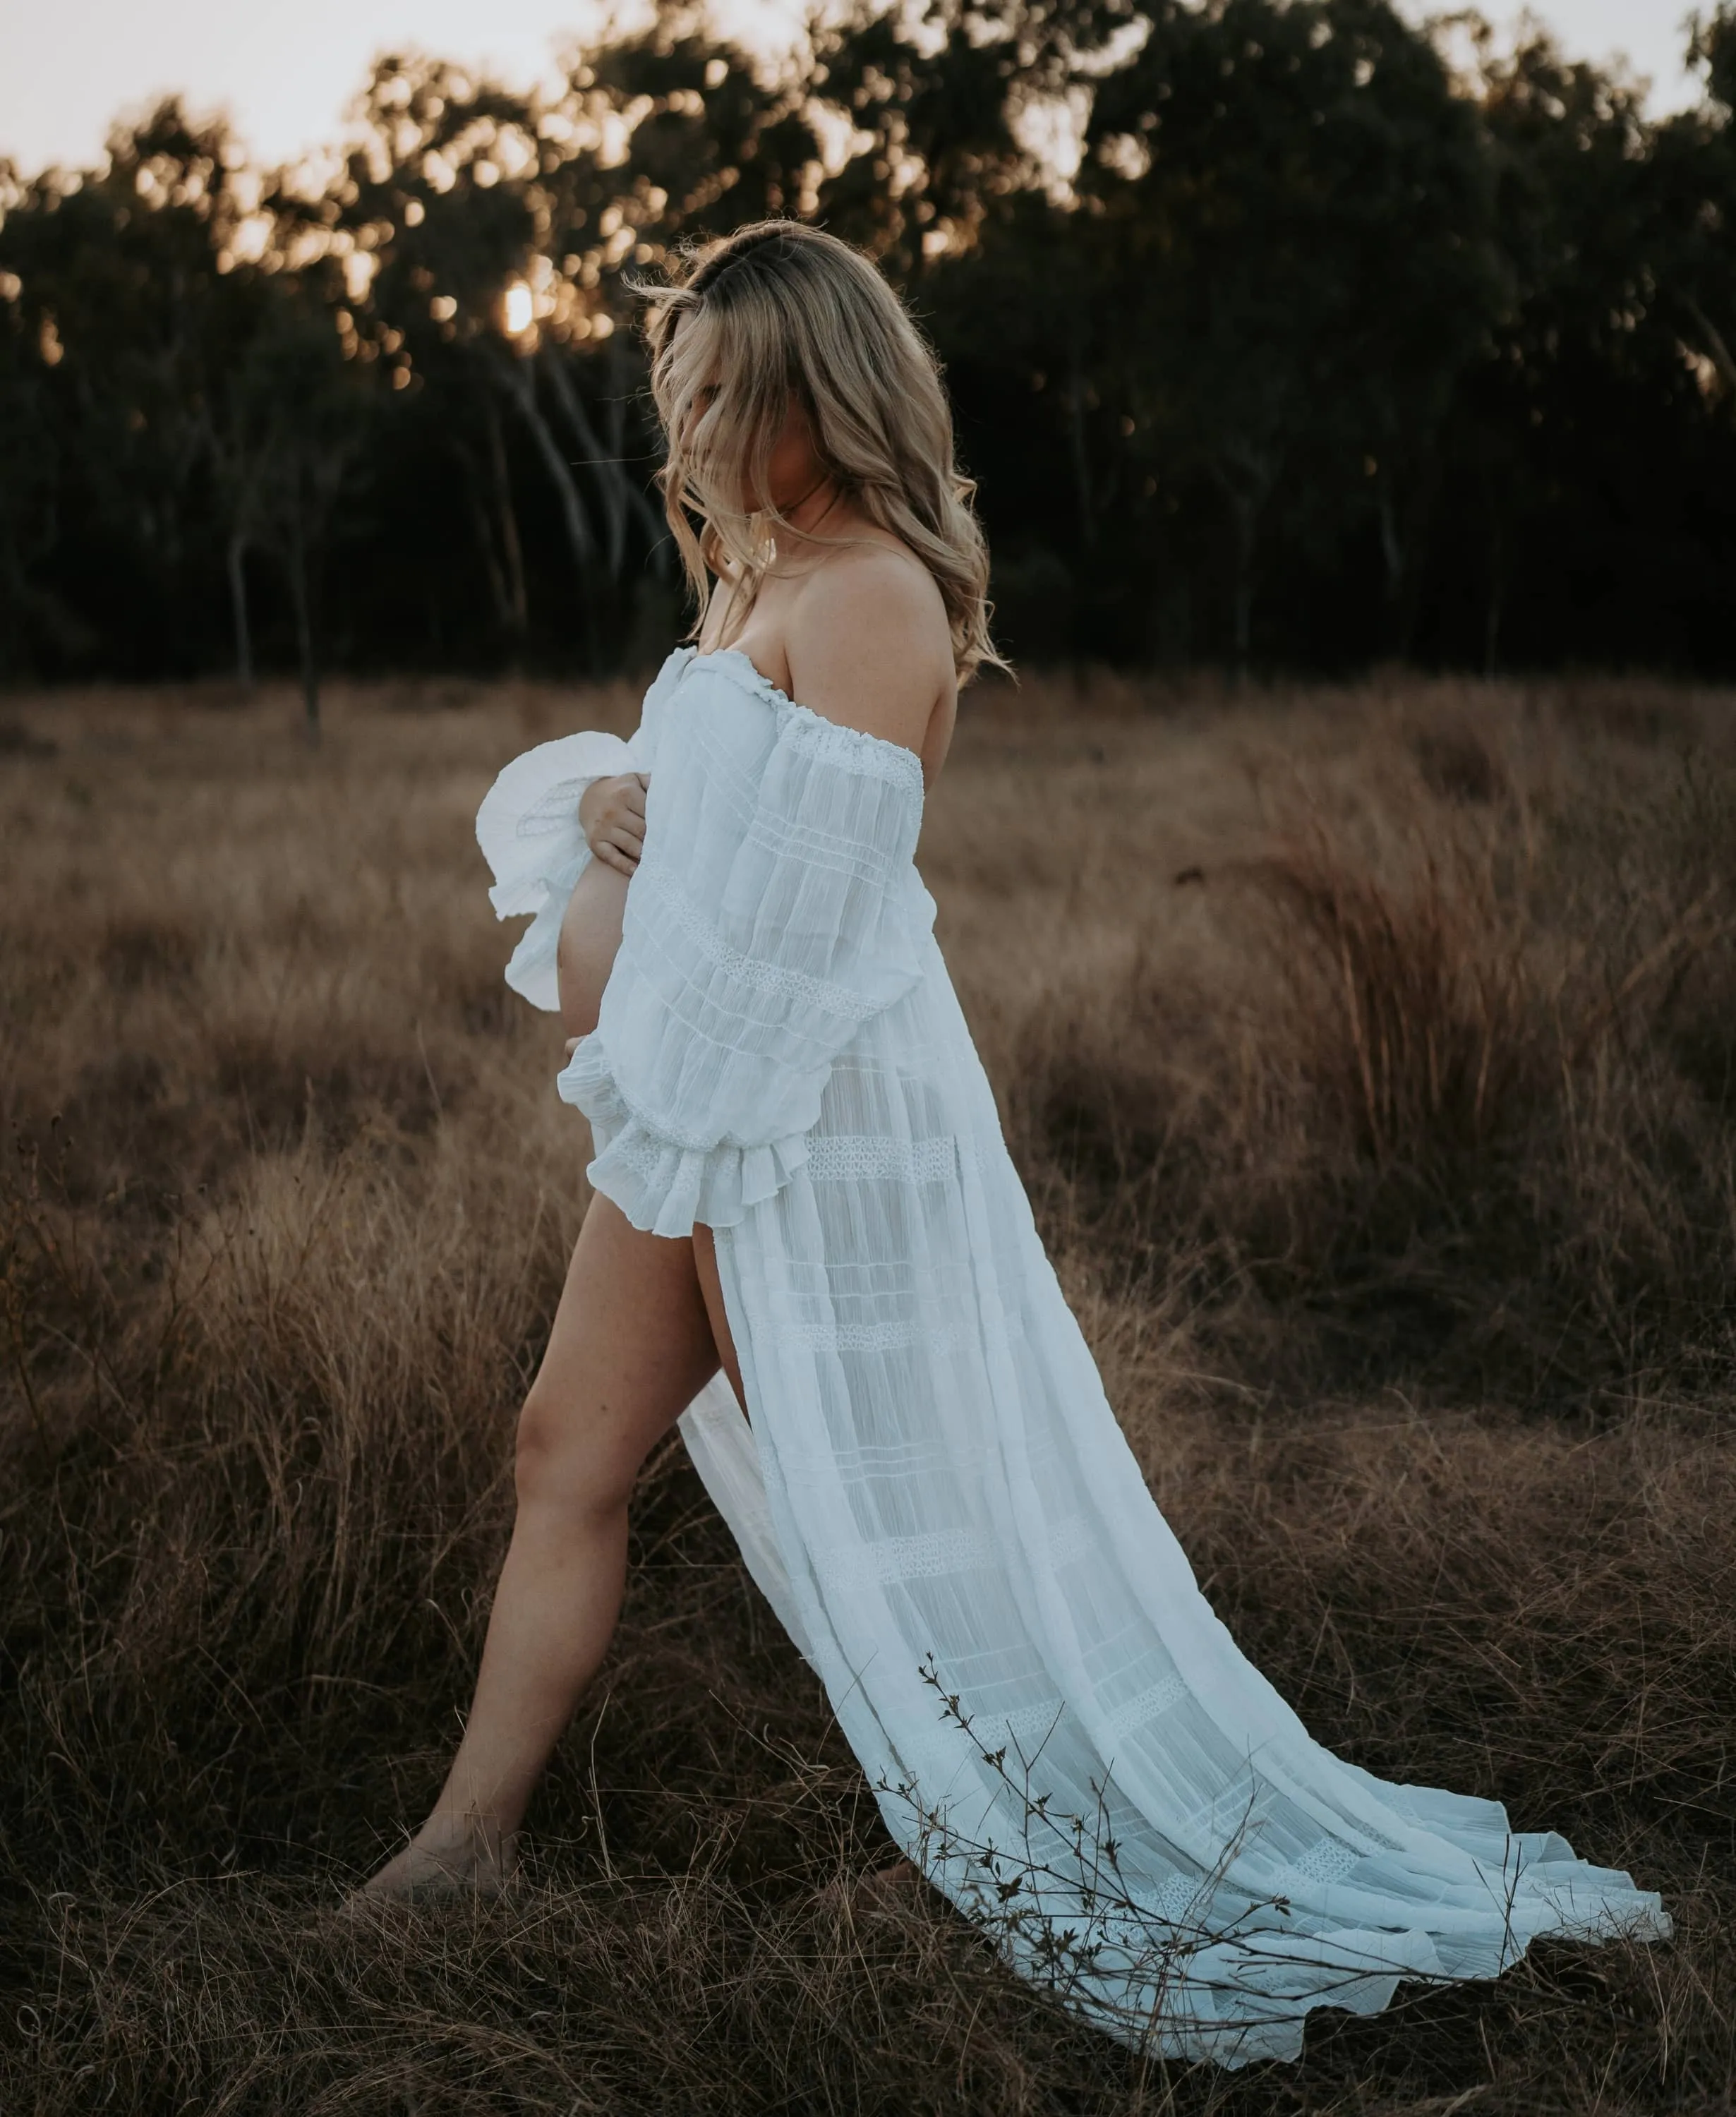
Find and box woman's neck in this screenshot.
[773,474,856,551]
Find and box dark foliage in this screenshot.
[1,1,1733,692]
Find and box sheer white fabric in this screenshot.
[479,646,1670,2066]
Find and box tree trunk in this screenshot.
[226,530,254,692]
[1378,483,1403,613]
[465,471,512,636]
[493,351,599,668]
[1230,493,1255,682]
[286,500,319,740]
[541,344,668,577]
[1483,528,1505,679]
[541,349,627,580]
[1394,493,1427,664]
[1212,440,1277,684]
[480,390,529,644]
[1379,446,1442,663]
[603,346,673,581]
[1066,348,1096,550]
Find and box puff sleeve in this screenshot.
[557,706,934,1236]
[474,730,638,1012]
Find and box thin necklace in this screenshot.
[779,476,843,541]
[709,479,843,653]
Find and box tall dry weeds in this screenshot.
[2,673,1734,2113]
[1008,695,1736,1406]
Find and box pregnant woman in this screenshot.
[362,222,1668,2064]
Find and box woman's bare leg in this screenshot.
[359,1193,722,1900]
[693,1224,744,1409]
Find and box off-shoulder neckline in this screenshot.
[676,646,927,786]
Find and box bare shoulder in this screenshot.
[783,538,953,756]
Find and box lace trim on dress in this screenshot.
[817,1526,996,1591]
[804,1133,959,1183]
[992,1672,1193,1759]
[814,1509,1103,1594]
[778,1316,961,1353]
[996,1696,1072,1749]
[1285,1838,1364,1888]
[1102,1672,1193,1740]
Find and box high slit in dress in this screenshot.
[476,644,1670,2066]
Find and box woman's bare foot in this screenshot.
[859,1856,919,1908]
[349,1811,518,1908]
[818,1855,920,1924]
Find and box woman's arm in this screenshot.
[557,692,934,1237]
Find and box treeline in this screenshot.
[2,0,1733,694]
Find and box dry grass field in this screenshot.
[4,667,1736,2114]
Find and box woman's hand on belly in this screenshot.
[578,773,649,876]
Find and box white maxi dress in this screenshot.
[477,644,1669,2067]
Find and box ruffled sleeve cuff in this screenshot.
[475,730,637,1013]
[556,1032,812,1237]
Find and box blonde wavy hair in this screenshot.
[640,220,1003,683]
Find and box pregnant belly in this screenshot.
[557,858,629,1042]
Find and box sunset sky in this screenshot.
[0,0,1708,175]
